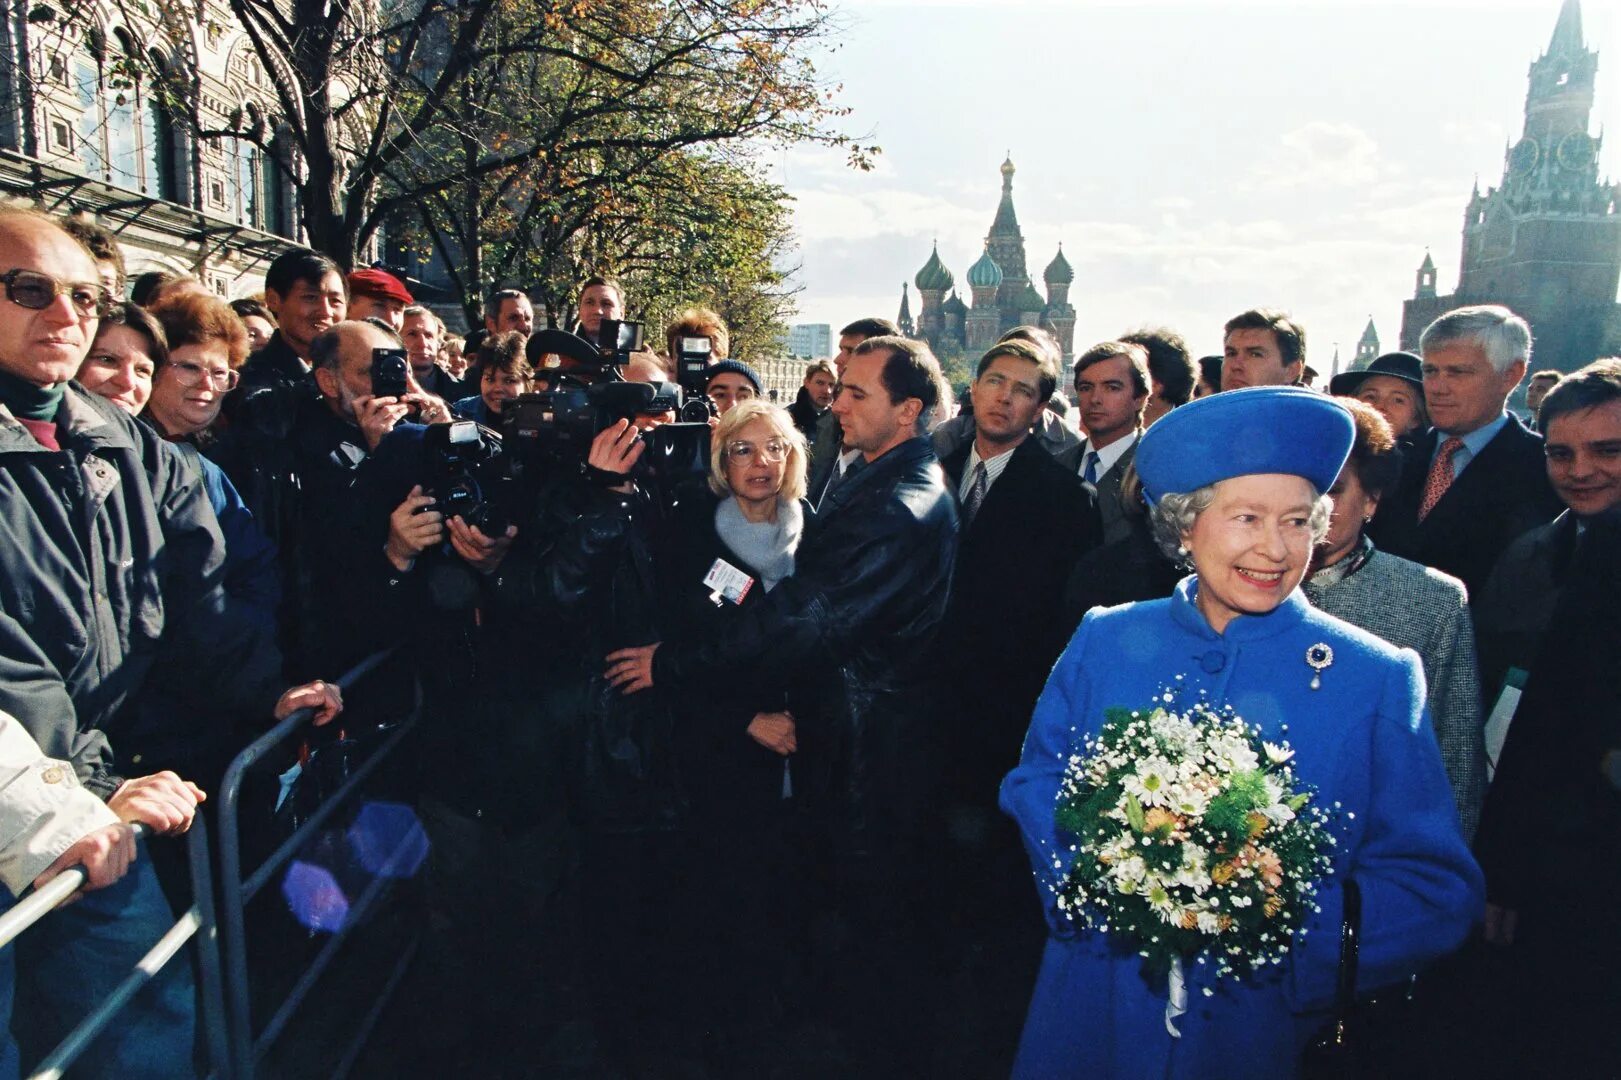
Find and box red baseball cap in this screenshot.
[347,269,414,305]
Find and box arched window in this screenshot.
[142,51,182,201]
[70,30,183,199]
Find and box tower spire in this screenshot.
[1547,0,1583,57]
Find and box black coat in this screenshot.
[1472,510,1581,703]
[1063,516,1182,626]
[659,493,819,819]
[787,387,823,441]
[1368,417,1562,602]
[936,438,1102,798]
[654,437,958,852]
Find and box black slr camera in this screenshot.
[673,336,718,422]
[422,420,512,535]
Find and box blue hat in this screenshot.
[1136,386,1355,504]
[705,359,762,394]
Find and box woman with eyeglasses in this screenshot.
[140,294,279,627]
[658,398,815,1053]
[145,291,246,442]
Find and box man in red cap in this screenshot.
[346,268,413,333]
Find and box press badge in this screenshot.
[703,558,754,606]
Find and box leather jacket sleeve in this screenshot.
[489,478,639,628]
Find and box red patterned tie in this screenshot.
[1418,436,1465,522]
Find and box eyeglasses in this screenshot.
[1,268,105,319]
[723,439,788,463]
[166,359,239,392]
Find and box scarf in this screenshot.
[714,495,802,592]
[0,368,66,421]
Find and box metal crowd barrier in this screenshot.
[214,649,420,1080]
[1,817,230,1080]
[1,647,419,1080]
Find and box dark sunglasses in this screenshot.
[1,268,105,318]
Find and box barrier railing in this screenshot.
[3,817,230,1080]
[214,649,420,1080]
[2,648,419,1080]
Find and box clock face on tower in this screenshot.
[1557,132,1596,170]
[1510,138,1540,176]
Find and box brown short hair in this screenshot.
[975,338,1060,401]
[149,291,250,369]
[477,330,533,380]
[60,216,125,293]
[853,335,944,431]
[1529,369,1563,385]
[1073,340,1150,398]
[803,359,835,383]
[1338,397,1401,500]
[1121,326,1194,406]
[1539,358,1621,435]
[1224,308,1306,370]
[664,307,730,360]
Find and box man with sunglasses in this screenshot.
[0,209,342,1079]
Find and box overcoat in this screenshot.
[1001,578,1483,1079]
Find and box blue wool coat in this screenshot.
[1000,578,1483,1079]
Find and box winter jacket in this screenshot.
[0,387,283,798]
[654,436,959,850]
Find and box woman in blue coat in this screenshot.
[1001,387,1483,1079]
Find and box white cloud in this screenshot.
[1241,122,1398,193]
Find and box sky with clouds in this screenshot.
[770,0,1621,367]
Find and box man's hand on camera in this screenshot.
[274,680,344,726]
[107,771,206,835]
[588,419,645,494]
[386,485,444,571]
[447,516,517,574]
[355,394,411,451]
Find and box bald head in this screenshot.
[0,210,101,387]
[311,319,402,420]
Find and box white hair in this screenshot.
[1419,305,1532,374]
[1148,481,1332,564]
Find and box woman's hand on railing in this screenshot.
[274,679,345,726]
[31,822,138,903]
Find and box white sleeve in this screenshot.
[0,710,119,897]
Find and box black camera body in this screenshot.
[422,420,512,536]
[673,336,718,423]
[596,318,644,367]
[370,347,410,399]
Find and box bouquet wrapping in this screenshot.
[1050,700,1337,1033]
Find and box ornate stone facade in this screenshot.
[1399,0,1621,372]
[908,156,1077,372]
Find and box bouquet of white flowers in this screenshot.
[1051,700,1336,1032]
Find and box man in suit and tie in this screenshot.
[934,338,1101,1068]
[1369,305,1563,603]
[1055,340,1151,544]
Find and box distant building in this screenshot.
[1399,0,1621,372]
[1354,318,1380,367]
[911,155,1077,371]
[785,323,832,359]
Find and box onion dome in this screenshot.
[1000,154,1016,182]
[941,289,967,316]
[1019,282,1046,311]
[1043,244,1074,285]
[967,247,1003,288]
[915,243,955,292]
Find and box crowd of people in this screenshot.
[0,206,1615,1079]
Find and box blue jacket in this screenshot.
[1001,578,1483,1079]
[452,394,492,425]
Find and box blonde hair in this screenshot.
[708,399,808,502]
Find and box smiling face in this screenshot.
[1354,374,1423,437]
[147,340,233,436]
[347,293,406,333]
[1422,341,1525,437]
[77,323,156,415]
[1184,473,1318,634]
[266,271,346,358]
[1543,399,1621,518]
[722,416,788,511]
[0,217,101,387]
[480,364,529,415]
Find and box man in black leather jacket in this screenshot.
[607,336,958,1068]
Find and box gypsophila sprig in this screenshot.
[1051,701,1334,983]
